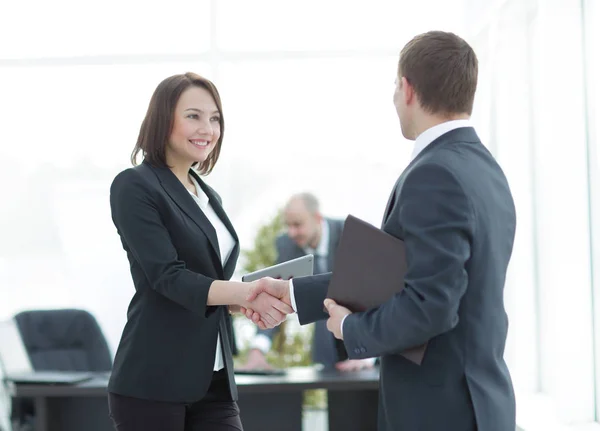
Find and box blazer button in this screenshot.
[354,348,361,354]
[360,347,366,353]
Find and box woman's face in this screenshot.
[166,86,221,167]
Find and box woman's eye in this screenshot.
[187,114,199,119]
[211,116,221,123]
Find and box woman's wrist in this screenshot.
[208,280,251,306]
[233,282,252,307]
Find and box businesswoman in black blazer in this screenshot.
[107,72,292,431]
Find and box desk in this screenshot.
[13,367,379,431]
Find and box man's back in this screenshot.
[243,31,510,431]
[378,127,516,430]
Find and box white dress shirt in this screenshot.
[188,175,235,371]
[411,119,472,160]
[292,120,474,339]
[303,218,330,261]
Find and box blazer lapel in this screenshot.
[190,171,241,279]
[148,163,222,265]
[382,162,416,226]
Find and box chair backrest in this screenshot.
[14,309,112,372]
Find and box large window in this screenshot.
[584,0,600,421]
[469,0,599,428]
[0,1,465,354]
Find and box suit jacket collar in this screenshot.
[144,162,239,277]
[382,127,480,224]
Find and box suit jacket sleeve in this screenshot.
[110,169,216,317]
[293,273,331,325]
[343,162,474,359]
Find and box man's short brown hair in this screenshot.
[398,31,478,116]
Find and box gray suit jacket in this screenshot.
[292,127,516,431]
[257,218,344,368]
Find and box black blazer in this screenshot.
[293,127,517,431]
[108,161,240,403]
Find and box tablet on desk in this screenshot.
[241,255,314,282]
[7,371,94,385]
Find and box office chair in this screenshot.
[10,309,112,431]
[14,309,112,372]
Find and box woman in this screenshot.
[108,72,292,430]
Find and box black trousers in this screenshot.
[108,370,243,431]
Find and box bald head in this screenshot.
[283,193,323,249]
[285,192,320,214]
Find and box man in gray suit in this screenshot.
[242,192,375,372]
[245,31,516,430]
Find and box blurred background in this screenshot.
[1,0,600,429]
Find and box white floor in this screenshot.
[303,409,328,431]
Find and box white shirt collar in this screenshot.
[188,175,210,209]
[411,119,472,160]
[304,219,329,257]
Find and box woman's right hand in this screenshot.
[241,279,294,329]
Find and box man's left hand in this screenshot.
[324,298,351,340]
[335,358,376,372]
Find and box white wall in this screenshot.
[0,0,466,355]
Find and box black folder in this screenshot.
[326,215,427,365]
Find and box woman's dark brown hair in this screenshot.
[131,72,224,175]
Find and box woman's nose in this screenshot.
[196,118,212,134]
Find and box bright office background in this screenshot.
[1,0,599,429]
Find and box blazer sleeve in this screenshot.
[110,169,216,317]
[343,162,474,359]
[293,273,331,325]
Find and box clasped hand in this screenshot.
[240,277,292,330]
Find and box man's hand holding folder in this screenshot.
[325,215,428,365]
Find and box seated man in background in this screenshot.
[242,192,375,372]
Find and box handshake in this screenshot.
[232,277,351,341]
[236,277,293,330]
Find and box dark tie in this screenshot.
[313,253,327,275]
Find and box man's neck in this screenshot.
[308,225,323,250]
[412,113,471,140]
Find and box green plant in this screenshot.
[241,211,284,273]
